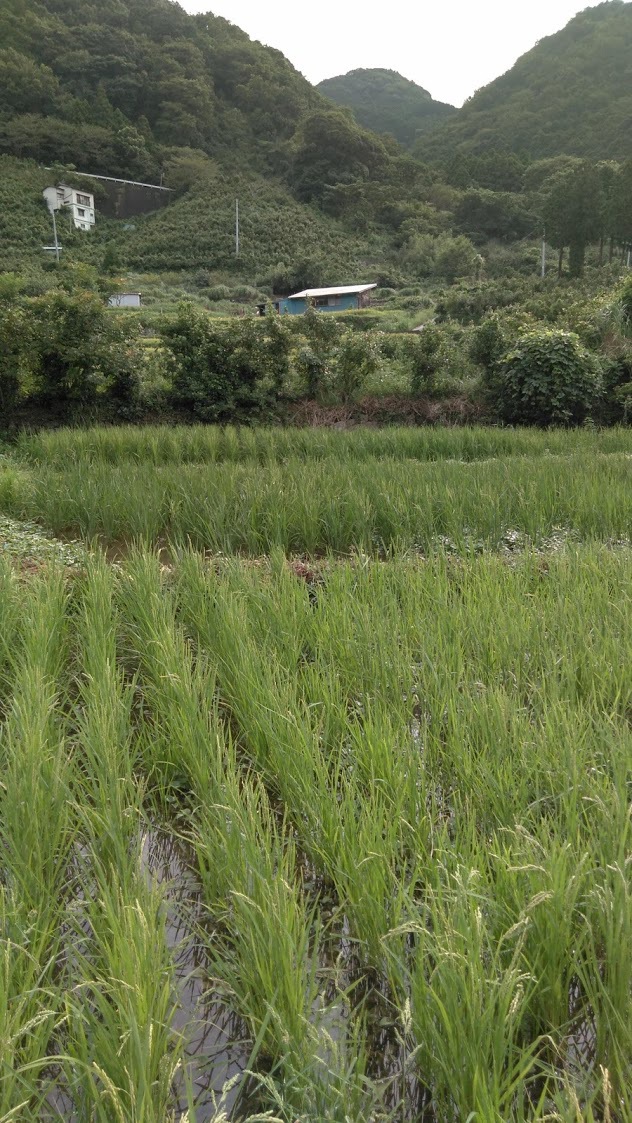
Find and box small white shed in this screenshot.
[108,292,142,308]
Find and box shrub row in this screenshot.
[2,281,631,429]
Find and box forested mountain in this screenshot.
[0,0,436,278]
[0,0,326,179]
[1,0,631,287]
[416,1,632,164]
[316,69,456,149]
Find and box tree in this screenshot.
[0,48,62,115]
[29,290,141,405]
[291,108,388,202]
[455,189,535,243]
[162,147,216,195]
[161,304,290,421]
[610,158,632,257]
[0,302,31,419]
[403,328,442,395]
[542,161,604,276]
[334,331,380,401]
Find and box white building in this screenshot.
[43,184,96,231]
[108,292,142,308]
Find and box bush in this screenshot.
[292,308,385,402]
[206,284,231,302]
[29,290,142,405]
[598,350,632,424]
[161,303,291,422]
[468,317,507,374]
[0,288,143,420]
[295,345,328,400]
[0,302,30,420]
[435,280,523,325]
[403,329,441,395]
[333,332,381,401]
[617,274,632,334]
[401,232,481,282]
[493,329,601,426]
[294,305,340,399]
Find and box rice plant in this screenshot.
[2,424,632,1119]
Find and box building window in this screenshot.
[77,194,91,206]
[77,208,85,216]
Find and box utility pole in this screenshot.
[541,230,546,279]
[235,198,239,258]
[42,187,61,262]
[51,207,60,263]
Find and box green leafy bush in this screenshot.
[0,288,143,421]
[493,329,600,426]
[28,290,142,405]
[468,317,507,374]
[618,274,632,333]
[161,303,291,421]
[206,284,231,302]
[0,302,31,419]
[404,329,441,395]
[334,332,381,401]
[295,345,329,400]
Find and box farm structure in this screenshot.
[108,292,142,308]
[274,283,377,314]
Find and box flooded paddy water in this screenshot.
[140,829,254,1120]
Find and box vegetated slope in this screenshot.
[109,170,378,278]
[0,0,324,179]
[0,0,416,278]
[316,68,456,149]
[0,153,376,281]
[0,157,55,266]
[416,1,632,163]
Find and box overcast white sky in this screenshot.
[180,0,604,106]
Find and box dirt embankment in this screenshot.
[287,394,487,427]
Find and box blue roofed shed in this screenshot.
[274,283,377,315]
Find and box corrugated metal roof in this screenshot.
[287,284,377,299]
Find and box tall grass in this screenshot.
[0,570,76,1119]
[55,561,179,1121]
[175,548,632,1112]
[4,452,632,553]
[15,423,632,468]
[2,422,632,1119]
[116,551,381,1119]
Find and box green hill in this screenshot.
[0,0,324,179]
[2,0,632,289]
[106,170,380,279]
[416,1,632,164]
[0,0,404,279]
[0,154,380,288]
[316,69,456,149]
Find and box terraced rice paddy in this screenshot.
[1,425,632,1121]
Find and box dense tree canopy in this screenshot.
[0,0,323,177]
